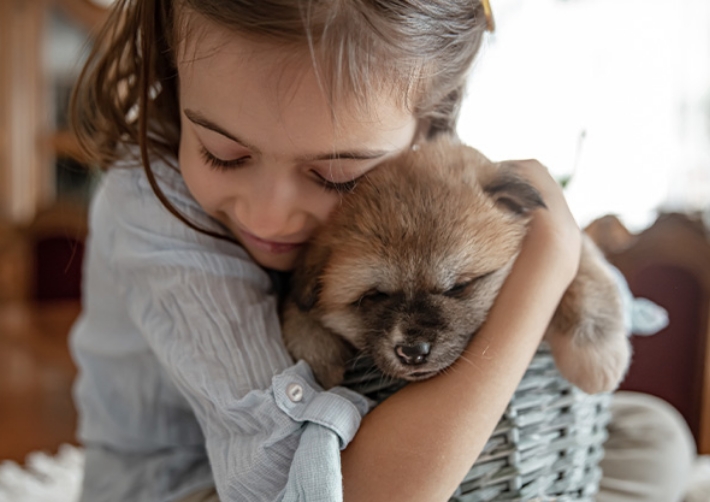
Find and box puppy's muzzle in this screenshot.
[395,342,431,366]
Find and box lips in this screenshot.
[405,370,438,381]
[238,228,305,255]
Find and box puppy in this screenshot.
[281,136,631,394]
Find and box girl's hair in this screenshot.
[70,0,489,240]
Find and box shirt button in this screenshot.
[286,383,304,403]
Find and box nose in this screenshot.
[234,177,307,239]
[395,343,431,366]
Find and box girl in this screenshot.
[69,1,695,501]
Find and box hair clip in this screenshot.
[481,0,495,32]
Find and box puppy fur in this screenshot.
[281,136,631,394]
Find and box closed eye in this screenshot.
[311,170,363,194]
[442,280,475,298]
[442,271,495,299]
[352,288,389,306]
[200,146,251,170]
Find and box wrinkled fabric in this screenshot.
[598,391,696,502]
[70,158,371,502]
[609,265,669,336]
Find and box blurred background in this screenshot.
[0,0,709,466]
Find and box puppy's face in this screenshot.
[291,137,544,381]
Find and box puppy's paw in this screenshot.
[547,235,632,393]
[310,362,346,390]
[281,301,353,390]
[548,324,631,394]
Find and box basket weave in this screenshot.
[342,343,612,502]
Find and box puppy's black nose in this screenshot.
[395,343,431,366]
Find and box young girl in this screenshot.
[69,1,696,501]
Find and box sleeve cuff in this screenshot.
[273,361,372,450]
[609,265,669,336]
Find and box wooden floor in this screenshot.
[0,300,80,464]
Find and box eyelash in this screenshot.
[200,146,250,170]
[313,174,359,194]
[199,146,361,194]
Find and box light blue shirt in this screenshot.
[70,156,371,502]
[70,154,669,502]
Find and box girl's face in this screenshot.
[177,23,419,271]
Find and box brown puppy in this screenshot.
[281,136,631,394]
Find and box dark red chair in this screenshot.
[24,202,87,302]
[592,213,710,454]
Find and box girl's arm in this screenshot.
[341,159,582,502]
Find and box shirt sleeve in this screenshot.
[607,265,669,336]
[100,167,371,501]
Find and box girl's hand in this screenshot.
[505,159,582,289]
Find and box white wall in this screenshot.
[458,0,710,231]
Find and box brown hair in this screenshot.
[71,0,489,240]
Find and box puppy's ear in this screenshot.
[290,244,331,312]
[483,165,547,215]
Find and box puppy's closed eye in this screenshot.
[442,272,494,299]
[353,288,390,307]
[442,280,476,299]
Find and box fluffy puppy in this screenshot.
[281,136,631,394]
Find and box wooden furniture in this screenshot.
[0,0,104,300]
[25,201,88,302]
[0,201,87,303]
[55,0,110,33]
[589,213,710,454]
[0,0,52,224]
[0,0,107,226]
[0,224,31,302]
[0,300,80,463]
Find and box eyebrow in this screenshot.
[184,109,259,151]
[183,108,391,162]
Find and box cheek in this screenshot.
[320,310,367,349]
[310,195,341,225]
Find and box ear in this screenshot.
[483,165,547,215]
[290,244,331,312]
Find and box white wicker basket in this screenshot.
[342,343,612,502]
